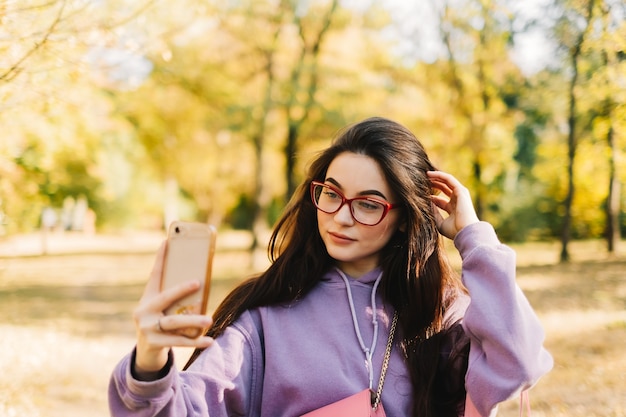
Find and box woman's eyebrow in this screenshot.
[324,177,389,200]
[325,177,341,188]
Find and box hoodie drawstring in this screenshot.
[336,268,384,390]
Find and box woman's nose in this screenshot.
[333,202,355,225]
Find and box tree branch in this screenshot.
[0,0,67,82]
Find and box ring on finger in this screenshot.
[156,317,164,332]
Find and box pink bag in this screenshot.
[302,389,530,417]
[301,389,386,417]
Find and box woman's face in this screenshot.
[316,152,402,277]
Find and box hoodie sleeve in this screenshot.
[108,311,264,417]
[455,222,553,417]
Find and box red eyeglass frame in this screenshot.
[310,180,399,226]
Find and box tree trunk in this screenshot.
[560,0,596,262]
[282,0,338,203]
[285,122,298,201]
[439,2,493,221]
[560,51,578,263]
[249,34,280,266]
[600,6,620,254]
[606,125,620,253]
[250,131,265,263]
[473,157,484,220]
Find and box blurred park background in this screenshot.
[0,0,625,415]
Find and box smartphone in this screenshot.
[160,221,217,338]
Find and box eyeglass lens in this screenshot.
[312,183,387,225]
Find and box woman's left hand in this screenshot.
[427,170,480,240]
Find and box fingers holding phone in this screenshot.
[133,283,214,375]
[132,222,217,377]
[160,221,217,338]
[147,279,214,338]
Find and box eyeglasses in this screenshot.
[310,181,399,226]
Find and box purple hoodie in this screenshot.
[108,222,553,416]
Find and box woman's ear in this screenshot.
[398,220,407,233]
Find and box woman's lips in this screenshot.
[328,232,355,244]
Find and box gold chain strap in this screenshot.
[372,311,398,410]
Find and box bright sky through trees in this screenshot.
[372,0,555,74]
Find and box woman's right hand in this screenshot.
[132,242,214,380]
[428,170,480,240]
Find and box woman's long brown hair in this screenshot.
[184,117,469,416]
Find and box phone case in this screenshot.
[160,221,217,338]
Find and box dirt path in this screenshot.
[0,236,624,416]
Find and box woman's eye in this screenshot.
[356,200,382,211]
[323,190,340,200]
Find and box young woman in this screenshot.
[109,117,552,417]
